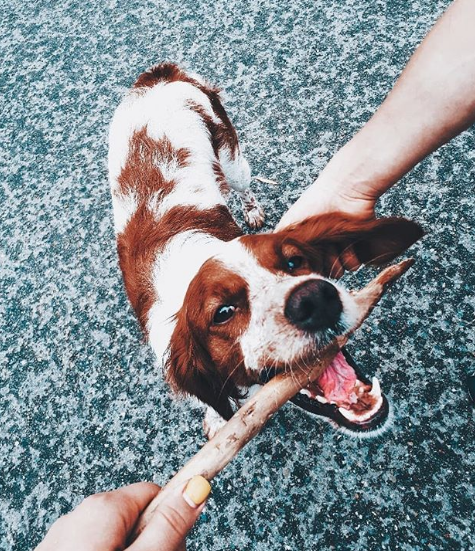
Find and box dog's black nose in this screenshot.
[284,279,342,331]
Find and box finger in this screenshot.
[340,247,361,271]
[128,476,211,551]
[106,482,162,530]
[36,482,160,551]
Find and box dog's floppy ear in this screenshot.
[165,309,240,421]
[280,213,424,276]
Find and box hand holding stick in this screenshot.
[133,259,414,538]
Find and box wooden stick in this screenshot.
[133,258,414,537]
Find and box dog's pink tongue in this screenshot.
[317,351,357,404]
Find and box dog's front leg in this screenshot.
[218,150,265,229]
[238,188,265,230]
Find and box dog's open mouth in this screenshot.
[260,348,390,435]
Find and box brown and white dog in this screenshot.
[109,63,423,438]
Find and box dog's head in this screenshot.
[166,213,423,428]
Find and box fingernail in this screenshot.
[183,476,211,508]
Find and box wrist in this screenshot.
[318,138,393,204]
[277,115,406,231]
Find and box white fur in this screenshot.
[108,80,232,234]
[109,82,219,182]
[150,171,225,221]
[109,78,255,235]
[219,148,251,192]
[147,231,227,362]
[111,191,137,234]
[203,407,227,439]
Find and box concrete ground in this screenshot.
[1,0,474,549]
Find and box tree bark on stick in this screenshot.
[133,258,414,537]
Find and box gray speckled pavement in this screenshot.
[1,1,474,550]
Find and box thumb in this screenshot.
[128,476,211,551]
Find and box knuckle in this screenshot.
[80,492,119,514]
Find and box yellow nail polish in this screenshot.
[183,476,211,508]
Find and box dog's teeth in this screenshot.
[338,407,357,422]
[299,389,328,404]
[369,377,381,398]
[339,398,383,422]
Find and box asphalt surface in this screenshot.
[1,1,474,549]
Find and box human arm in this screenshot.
[36,477,211,551]
[277,0,475,229]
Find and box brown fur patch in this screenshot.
[117,127,189,198]
[117,205,243,331]
[212,161,230,196]
[166,260,254,419]
[240,233,285,273]
[187,100,238,160]
[133,63,186,88]
[241,213,424,278]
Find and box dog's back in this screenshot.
[109,63,242,234]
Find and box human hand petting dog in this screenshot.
[36,477,211,551]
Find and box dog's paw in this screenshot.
[239,188,265,230]
[244,203,265,230]
[203,407,227,440]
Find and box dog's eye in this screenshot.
[286,256,305,272]
[213,305,236,324]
